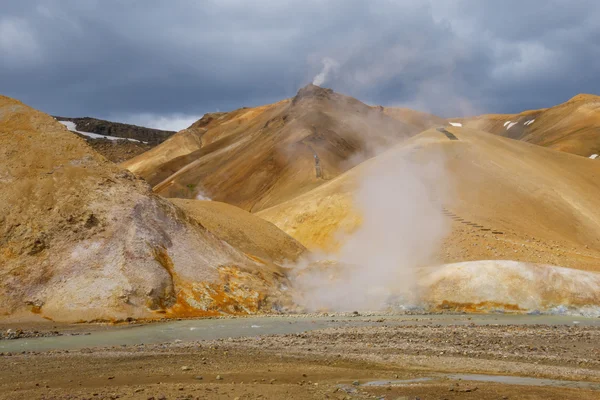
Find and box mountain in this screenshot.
[257,126,600,312]
[170,199,306,264]
[381,106,446,131]
[0,95,302,322]
[55,116,176,144]
[452,94,600,157]
[54,117,176,163]
[259,125,600,267]
[122,84,426,212]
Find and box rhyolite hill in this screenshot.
[0,95,305,322]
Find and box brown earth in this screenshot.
[0,95,301,322]
[1,322,599,399]
[453,93,600,157]
[82,138,155,163]
[56,116,176,162]
[55,117,175,144]
[123,84,435,212]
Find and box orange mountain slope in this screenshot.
[0,95,302,322]
[258,126,600,312]
[453,94,600,157]
[258,126,600,272]
[123,85,428,212]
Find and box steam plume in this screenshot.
[292,147,449,311]
[312,57,339,86]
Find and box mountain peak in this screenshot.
[292,83,334,104]
[567,93,600,103]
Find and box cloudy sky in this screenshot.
[2,0,599,131]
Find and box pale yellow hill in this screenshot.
[121,101,288,186]
[454,94,600,156]
[258,126,600,272]
[170,199,306,264]
[123,85,424,212]
[0,95,297,322]
[258,126,600,312]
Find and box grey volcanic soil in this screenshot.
[54,116,177,162]
[81,138,155,163]
[54,117,175,144]
[1,315,600,399]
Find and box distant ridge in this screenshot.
[452,93,600,157]
[54,116,176,144]
[54,116,176,162]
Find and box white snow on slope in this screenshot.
[524,119,536,126]
[449,122,462,127]
[503,121,510,127]
[58,120,144,143]
[590,154,599,159]
[506,122,517,130]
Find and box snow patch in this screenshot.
[503,121,510,127]
[506,122,517,130]
[524,119,535,126]
[58,120,145,143]
[449,122,462,127]
[590,154,599,159]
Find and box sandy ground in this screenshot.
[1,319,600,399]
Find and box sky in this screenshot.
[1,0,599,131]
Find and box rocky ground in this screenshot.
[438,215,600,272]
[85,138,155,163]
[54,116,175,162]
[54,117,175,144]
[0,329,63,340]
[1,321,599,399]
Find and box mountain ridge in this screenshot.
[123,84,442,212]
[452,93,600,156]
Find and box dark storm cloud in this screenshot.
[1,0,599,129]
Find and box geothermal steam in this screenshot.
[312,57,340,86]
[292,149,449,311]
[195,191,211,201]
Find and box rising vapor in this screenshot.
[312,57,339,86]
[291,146,450,312]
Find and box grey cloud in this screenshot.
[1,0,599,128]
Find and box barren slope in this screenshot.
[123,85,421,212]
[258,126,600,311]
[0,95,296,322]
[455,94,600,156]
[259,126,600,268]
[170,199,306,264]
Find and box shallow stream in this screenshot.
[1,313,598,353]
